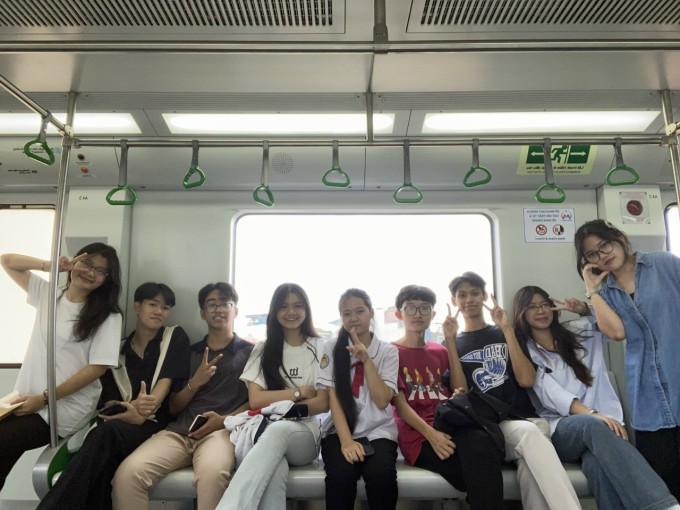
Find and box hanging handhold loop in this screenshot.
[463,139,492,188]
[535,138,566,204]
[393,140,423,204]
[253,140,275,207]
[322,140,351,188]
[183,139,207,189]
[106,139,137,205]
[606,138,640,186]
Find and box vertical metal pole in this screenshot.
[46,91,77,447]
[661,90,680,210]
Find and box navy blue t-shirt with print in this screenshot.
[455,325,536,418]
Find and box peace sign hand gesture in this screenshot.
[346,327,368,362]
[484,294,509,328]
[442,304,460,340]
[550,296,589,316]
[58,252,89,273]
[190,348,222,390]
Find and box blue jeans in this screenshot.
[552,414,678,510]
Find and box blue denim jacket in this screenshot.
[599,251,680,431]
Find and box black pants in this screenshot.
[36,419,164,510]
[0,413,51,491]
[415,427,504,510]
[636,426,680,501]
[321,434,398,510]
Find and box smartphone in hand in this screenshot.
[98,401,127,417]
[356,437,375,456]
[189,414,208,433]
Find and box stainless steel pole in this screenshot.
[46,91,77,447]
[660,90,680,210]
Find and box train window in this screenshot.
[665,204,680,256]
[0,208,54,365]
[233,214,493,343]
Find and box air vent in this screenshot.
[0,0,334,28]
[416,0,680,25]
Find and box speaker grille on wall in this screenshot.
[272,152,294,174]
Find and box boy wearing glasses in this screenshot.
[391,285,505,509]
[449,272,580,510]
[112,282,254,510]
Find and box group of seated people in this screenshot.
[1,217,679,510]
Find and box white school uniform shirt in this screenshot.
[240,336,326,440]
[527,317,623,436]
[14,274,122,437]
[316,335,399,442]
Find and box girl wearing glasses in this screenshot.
[317,288,399,510]
[513,285,679,510]
[0,243,123,491]
[575,219,680,500]
[216,283,328,510]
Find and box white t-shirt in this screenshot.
[14,274,122,436]
[316,336,398,442]
[241,336,326,439]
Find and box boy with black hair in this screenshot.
[112,282,254,510]
[37,282,191,510]
[392,284,504,509]
[449,272,580,510]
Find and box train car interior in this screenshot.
[1,0,679,508]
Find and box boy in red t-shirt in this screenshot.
[391,285,504,510]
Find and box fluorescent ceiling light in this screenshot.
[422,111,659,134]
[163,113,395,135]
[0,113,141,134]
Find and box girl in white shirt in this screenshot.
[0,243,123,491]
[216,283,328,510]
[317,288,399,510]
[513,285,679,510]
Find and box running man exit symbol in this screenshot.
[526,145,591,164]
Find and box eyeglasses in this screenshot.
[583,240,614,264]
[76,259,108,278]
[401,305,433,316]
[204,302,235,313]
[524,302,552,314]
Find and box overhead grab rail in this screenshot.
[535,138,566,204]
[322,140,351,188]
[23,116,56,166]
[393,140,423,204]
[463,138,492,188]
[106,140,138,205]
[606,137,640,186]
[183,139,207,189]
[253,140,275,207]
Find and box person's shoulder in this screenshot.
[233,334,255,352]
[189,337,208,353]
[424,341,447,352]
[642,250,679,266]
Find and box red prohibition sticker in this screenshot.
[626,200,643,216]
[536,224,547,235]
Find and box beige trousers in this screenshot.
[500,418,581,510]
[112,429,235,510]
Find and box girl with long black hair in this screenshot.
[0,243,123,490]
[317,288,399,510]
[216,283,328,509]
[514,285,679,510]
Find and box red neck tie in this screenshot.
[351,361,364,398]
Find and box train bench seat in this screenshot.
[34,435,592,507]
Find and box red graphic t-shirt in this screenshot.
[392,342,452,465]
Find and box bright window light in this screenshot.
[233,214,493,343]
[0,113,141,135]
[163,113,395,135]
[422,111,660,134]
[0,208,54,364]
